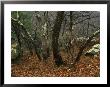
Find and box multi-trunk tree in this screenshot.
[11,11,100,67]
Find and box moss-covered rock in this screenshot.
[11,43,20,60]
[85,44,100,56]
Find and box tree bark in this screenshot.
[52,11,65,67]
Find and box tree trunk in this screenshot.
[69,11,74,59]
[74,30,100,63]
[69,11,73,32]
[52,11,65,67]
[11,18,42,60]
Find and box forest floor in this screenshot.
[11,50,100,77]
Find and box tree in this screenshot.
[11,17,42,61]
[11,11,100,67]
[74,30,100,63]
[52,11,65,67]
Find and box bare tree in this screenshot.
[52,11,65,67]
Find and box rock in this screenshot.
[85,44,100,57]
[11,43,20,60]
